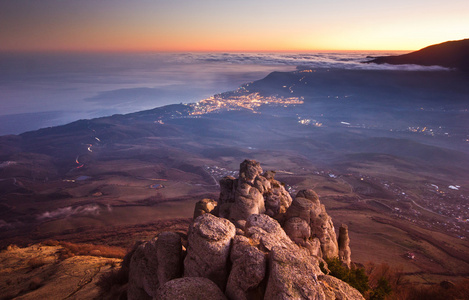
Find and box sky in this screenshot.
[0,0,468,52]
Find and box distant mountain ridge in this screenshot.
[367,39,469,71]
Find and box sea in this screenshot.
[0,51,447,135]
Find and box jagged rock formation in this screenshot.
[127,160,363,299]
[284,189,339,259]
[218,160,292,228]
[338,224,351,268]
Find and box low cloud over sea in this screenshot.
[0,51,448,135]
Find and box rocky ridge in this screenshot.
[128,159,362,299]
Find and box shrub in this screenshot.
[320,257,370,295]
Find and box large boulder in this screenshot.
[264,246,325,300]
[229,183,265,228]
[225,236,267,300]
[184,214,236,290]
[245,214,297,252]
[157,277,228,300]
[128,232,183,299]
[285,197,314,223]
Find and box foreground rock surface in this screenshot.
[0,244,121,300]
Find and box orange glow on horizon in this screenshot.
[1,0,467,54]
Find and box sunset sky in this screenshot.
[1,0,468,52]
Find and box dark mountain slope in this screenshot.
[367,39,469,71]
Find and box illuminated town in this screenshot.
[189,92,303,115]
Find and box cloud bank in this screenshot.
[37,204,101,221]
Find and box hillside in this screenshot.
[367,39,469,71]
[1,67,468,291]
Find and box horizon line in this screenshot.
[0,48,413,54]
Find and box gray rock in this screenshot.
[128,232,183,300]
[245,214,296,252]
[285,197,314,223]
[219,176,237,205]
[226,235,267,300]
[156,277,227,300]
[264,246,325,300]
[312,209,339,259]
[264,180,292,218]
[254,175,271,194]
[296,189,320,205]
[318,275,365,300]
[156,232,183,285]
[229,183,265,227]
[284,217,311,246]
[239,159,263,184]
[184,214,236,290]
[128,239,159,299]
[285,190,339,260]
[338,224,351,268]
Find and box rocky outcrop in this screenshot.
[126,160,364,300]
[157,277,228,300]
[184,213,236,290]
[128,232,183,300]
[318,275,365,300]
[218,160,292,228]
[285,189,339,260]
[229,182,265,228]
[265,246,325,299]
[245,214,297,252]
[338,224,351,268]
[225,235,267,300]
